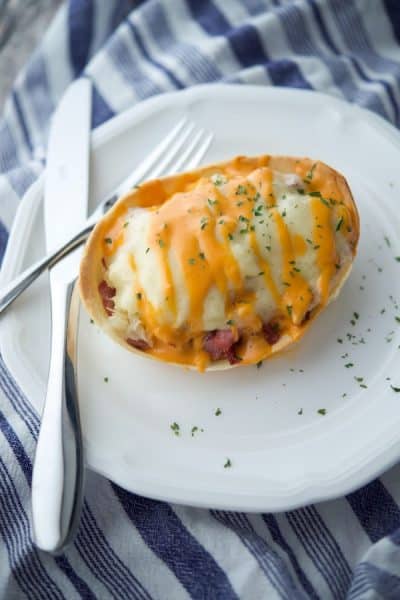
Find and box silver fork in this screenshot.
[0,118,213,314]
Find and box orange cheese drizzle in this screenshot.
[101,159,352,368]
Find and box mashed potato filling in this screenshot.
[97,158,357,369]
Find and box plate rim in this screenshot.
[2,83,400,511]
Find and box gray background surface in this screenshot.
[0,0,62,111]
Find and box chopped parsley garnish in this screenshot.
[239,228,249,235]
[395,316,400,323]
[136,292,142,300]
[158,239,165,248]
[354,376,364,382]
[256,361,263,369]
[281,209,287,217]
[298,408,303,415]
[104,237,112,244]
[304,163,317,182]
[345,363,354,368]
[211,173,226,186]
[191,426,198,437]
[391,385,400,392]
[317,408,327,416]
[90,319,94,324]
[258,271,264,276]
[236,201,244,207]
[200,217,208,230]
[215,408,222,416]
[286,305,293,317]
[239,215,249,222]
[354,312,359,320]
[188,258,196,265]
[170,422,180,436]
[199,252,206,260]
[254,206,263,216]
[123,221,129,228]
[336,217,344,231]
[208,198,218,206]
[226,319,235,326]
[236,184,247,195]
[224,458,232,468]
[265,245,271,251]
[306,238,313,245]
[314,244,320,250]
[395,257,400,262]
[145,247,150,254]
[218,219,225,225]
[104,377,108,383]
[228,233,234,241]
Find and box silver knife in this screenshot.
[31,79,92,552]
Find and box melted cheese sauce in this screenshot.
[101,161,356,369]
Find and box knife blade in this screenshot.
[32,78,91,552]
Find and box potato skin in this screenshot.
[79,155,359,371]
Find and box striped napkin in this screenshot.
[1,1,400,598]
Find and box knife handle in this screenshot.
[0,220,94,315]
[32,277,84,553]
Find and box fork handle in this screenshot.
[0,220,94,315]
[32,277,83,553]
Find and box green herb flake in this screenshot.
[336,217,344,231]
[236,184,247,195]
[199,252,206,261]
[395,257,400,262]
[170,422,180,436]
[258,271,264,276]
[354,312,359,320]
[104,377,109,383]
[158,239,165,248]
[200,217,208,230]
[286,305,293,317]
[224,458,232,469]
[298,408,303,415]
[208,198,218,207]
[104,237,112,244]
[191,426,199,437]
[228,233,234,241]
[305,163,317,182]
[211,174,226,186]
[345,363,354,368]
[90,319,94,324]
[226,319,235,326]
[188,258,196,265]
[145,247,150,254]
[215,408,222,416]
[317,408,327,416]
[395,316,400,323]
[123,221,129,228]
[354,376,364,382]
[256,361,263,369]
[391,385,400,392]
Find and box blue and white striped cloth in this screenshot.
[1,1,400,597]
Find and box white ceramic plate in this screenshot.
[2,84,400,512]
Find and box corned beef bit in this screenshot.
[98,280,116,316]
[127,338,150,351]
[262,321,281,345]
[203,330,236,361]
